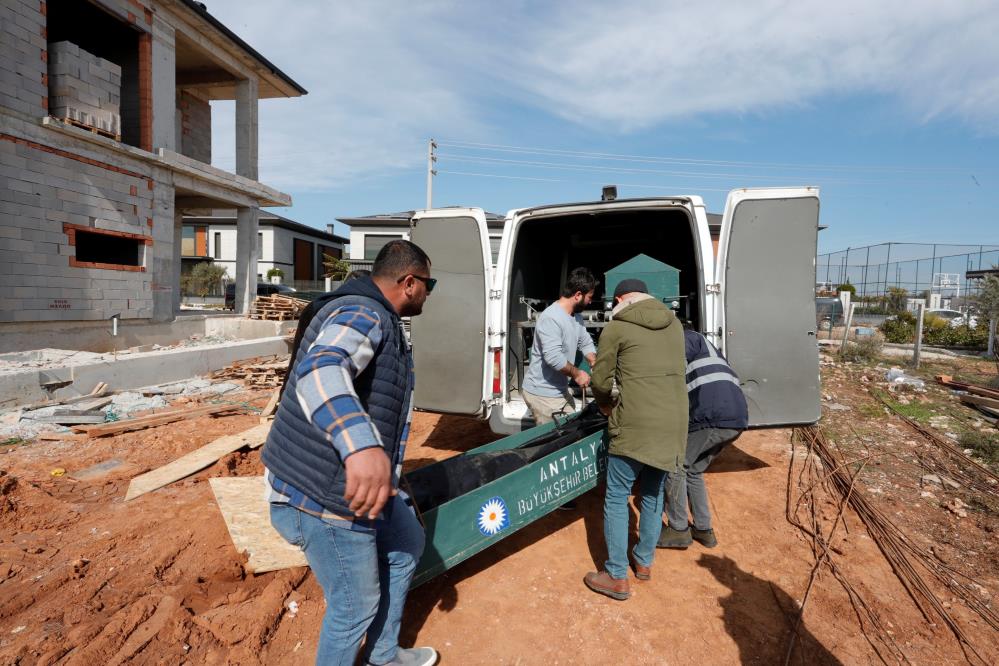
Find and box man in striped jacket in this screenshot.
[262,240,438,666]
[658,327,748,549]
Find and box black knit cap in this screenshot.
[613,278,648,298]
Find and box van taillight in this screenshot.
[492,349,501,396]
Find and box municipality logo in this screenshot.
[477,496,510,536]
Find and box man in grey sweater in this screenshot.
[521,267,599,425]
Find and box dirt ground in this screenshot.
[1,352,998,665]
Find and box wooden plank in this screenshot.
[78,404,242,437]
[260,389,281,420]
[960,394,999,410]
[34,412,107,425]
[209,476,308,574]
[124,422,271,501]
[936,375,999,400]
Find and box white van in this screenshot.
[409,187,821,434]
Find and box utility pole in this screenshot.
[426,138,437,210]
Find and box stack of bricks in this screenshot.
[47,41,122,138]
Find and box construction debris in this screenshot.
[249,294,309,321]
[794,426,998,665]
[31,409,106,425]
[212,356,289,389]
[125,422,271,501]
[74,403,247,438]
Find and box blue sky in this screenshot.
[204,1,999,255]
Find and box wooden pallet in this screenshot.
[59,115,121,142]
[249,294,309,321]
[212,357,289,389]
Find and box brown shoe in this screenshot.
[631,557,651,581]
[584,570,631,600]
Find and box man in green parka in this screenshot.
[584,279,688,600]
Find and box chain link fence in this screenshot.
[818,243,999,315]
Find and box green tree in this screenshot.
[323,254,351,281]
[978,272,999,323]
[181,262,227,298]
[266,267,284,279]
[836,281,856,295]
[885,287,908,314]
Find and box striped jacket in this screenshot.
[684,330,749,432]
[261,277,413,525]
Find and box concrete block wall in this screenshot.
[48,41,122,135]
[0,132,156,323]
[0,0,48,118]
[176,89,211,163]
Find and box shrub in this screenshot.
[836,281,856,295]
[958,431,999,466]
[840,336,883,363]
[181,262,227,298]
[266,267,284,279]
[879,311,916,343]
[323,254,351,281]
[878,311,990,348]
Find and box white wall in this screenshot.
[206,223,342,280]
[348,227,502,263]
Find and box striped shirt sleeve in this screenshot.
[294,304,384,460]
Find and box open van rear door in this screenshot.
[409,209,493,416]
[717,188,821,426]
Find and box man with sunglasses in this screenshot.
[262,240,438,666]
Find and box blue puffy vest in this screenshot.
[261,277,412,516]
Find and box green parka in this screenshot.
[590,295,688,472]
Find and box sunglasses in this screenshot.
[398,274,437,293]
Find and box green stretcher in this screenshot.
[404,408,609,586]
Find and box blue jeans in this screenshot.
[270,495,425,666]
[603,454,666,580]
[666,427,742,531]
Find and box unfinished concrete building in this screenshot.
[0,0,306,349]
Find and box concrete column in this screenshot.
[235,78,258,180]
[235,206,260,314]
[151,22,177,152]
[173,211,183,314]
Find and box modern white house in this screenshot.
[333,210,506,264]
[182,210,347,290]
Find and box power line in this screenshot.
[436,169,733,192]
[437,139,970,175]
[438,152,877,184]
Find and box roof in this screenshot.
[605,253,679,275]
[178,0,307,96]
[337,210,506,230]
[184,210,348,244]
[967,268,999,280]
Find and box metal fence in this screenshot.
[287,261,375,293]
[817,243,999,309]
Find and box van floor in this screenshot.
[0,353,996,664]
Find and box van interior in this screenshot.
[505,206,703,400]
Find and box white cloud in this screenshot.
[508,0,999,132]
[202,1,999,191]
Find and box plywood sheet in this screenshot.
[209,476,308,574]
[124,423,271,501]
